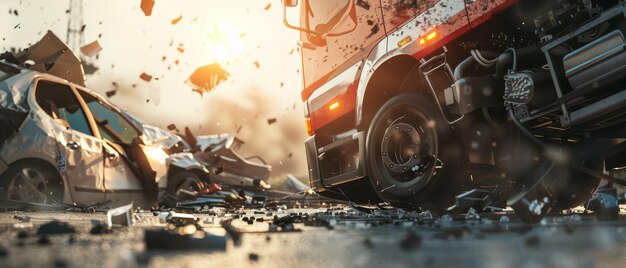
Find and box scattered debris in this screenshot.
[264,3,271,10]
[140,0,155,16]
[357,0,371,10]
[80,40,102,57]
[36,221,76,235]
[465,207,481,220]
[171,15,183,25]
[107,204,135,228]
[448,189,493,212]
[159,211,200,228]
[140,72,153,82]
[13,215,31,222]
[267,118,277,125]
[90,220,112,235]
[590,187,619,221]
[400,231,421,250]
[416,210,434,221]
[253,61,260,68]
[144,229,227,251]
[249,253,260,262]
[269,215,301,232]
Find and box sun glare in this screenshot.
[207,23,244,63]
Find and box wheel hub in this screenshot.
[381,122,431,176]
[7,168,49,203]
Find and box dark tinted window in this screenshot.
[35,80,93,136]
[78,91,139,145]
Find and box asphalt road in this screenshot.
[1,207,626,268]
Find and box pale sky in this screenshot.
[0,0,309,181]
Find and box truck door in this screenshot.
[34,79,106,205]
[381,0,419,31]
[380,0,442,32]
[300,0,386,89]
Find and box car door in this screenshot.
[33,79,106,205]
[76,89,151,205]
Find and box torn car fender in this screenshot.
[164,152,210,187]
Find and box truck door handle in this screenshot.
[66,141,81,150]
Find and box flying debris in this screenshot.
[80,40,102,57]
[171,15,183,25]
[140,72,153,82]
[140,0,155,16]
[186,63,230,94]
[13,31,85,86]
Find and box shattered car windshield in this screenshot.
[78,91,139,145]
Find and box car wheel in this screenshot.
[365,92,462,211]
[0,160,64,204]
[166,171,205,198]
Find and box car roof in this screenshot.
[0,61,112,114]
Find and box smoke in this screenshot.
[188,85,309,184]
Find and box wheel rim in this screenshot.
[7,167,50,203]
[374,106,438,190]
[177,177,202,193]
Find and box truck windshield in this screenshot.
[306,0,351,34]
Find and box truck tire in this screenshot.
[365,92,462,211]
[0,160,64,204]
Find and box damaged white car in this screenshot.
[0,32,213,208]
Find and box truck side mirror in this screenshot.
[283,0,358,45]
[283,0,298,7]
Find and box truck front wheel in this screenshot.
[365,92,462,211]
